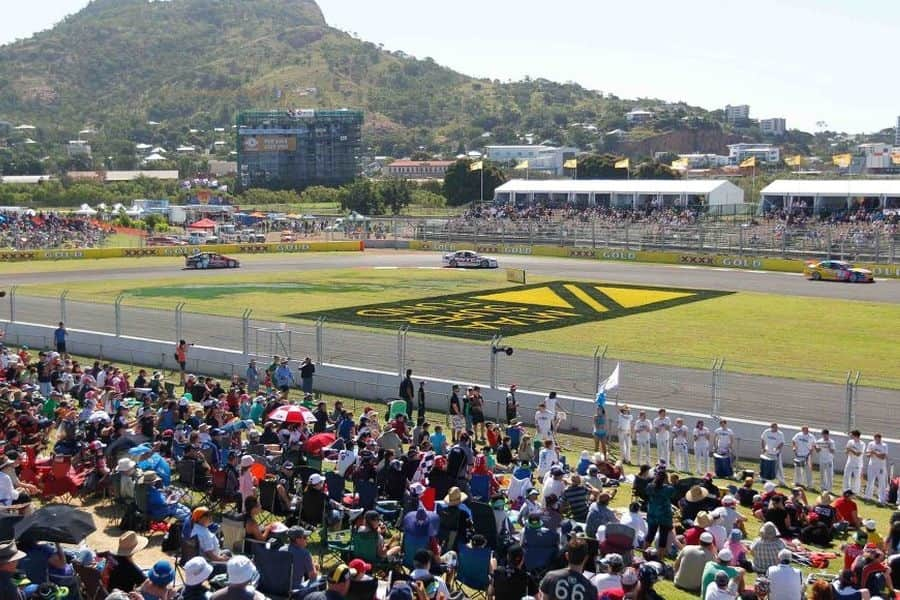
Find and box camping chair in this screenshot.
[455,545,492,600]
[134,483,171,535]
[354,479,378,510]
[506,427,521,450]
[469,474,491,501]
[600,523,636,564]
[437,504,467,553]
[467,501,498,550]
[258,478,293,521]
[523,527,559,574]
[402,533,430,570]
[295,465,320,488]
[220,513,246,554]
[246,443,266,457]
[304,455,323,472]
[350,530,397,576]
[177,536,200,567]
[49,572,81,600]
[176,459,211,508]
[254,544,296,600]
[325,471,346,504]
[74,564,108,600]
[388,399,408,420]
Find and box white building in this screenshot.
[725,104,750,124]
[484,145,577,176]
[492,179,745,211]
[676,153,730,168]
[66,140,92,157]
[760,179,900,215]
[858,143,893,171]
[625,109,654,125]
[895,116,900,147]
[727,143,781,165]
[759,118,786,136]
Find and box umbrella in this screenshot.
[267,405,315,425]
[14,504,96,544]
[402,509,440,538]
[304,432,336,457]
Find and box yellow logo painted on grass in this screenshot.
[299,281,731,340]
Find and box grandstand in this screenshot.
[236,109,363,191]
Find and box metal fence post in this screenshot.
[8,286,17,323]
[711,358,724,417]
[591,219,597,249]
[174,302,185,344]
[59,290,69,325]
[396,325,408,376]
[846,371,860,432]
[738,227,744,257]
[315,317,326,364]
[624,223,630,251]
[593,345,608,392]
[489,334,502,389]
[114,295,124,337]
[826,228,833,260]
[241,309,252,356]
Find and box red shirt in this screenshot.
[844,543,864,571]
[833,497,858,523]
[683,526,705,546]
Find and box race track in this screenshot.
[6,250,900,303]
[3,250,897,435]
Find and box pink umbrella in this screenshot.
[266,404,315,425]
[305,433,336,457]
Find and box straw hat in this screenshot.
[695,511,713,529]
[142,472,160,485]
[116,458,136,473]
[685,485,709,503]
[111,531,149,556]
[444,487,468,506]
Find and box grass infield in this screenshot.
[13,268,900,387]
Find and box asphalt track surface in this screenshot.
[3,250,898,436]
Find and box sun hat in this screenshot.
[142,472,160,485]
[0,540,26,564]
[685,485,709,503]
[148,560,175,586]
[699,532,714,544]
[717,549,733,562]
[348,558,372,574]
[226,555,258,586]
[239,455,254,468]
[527,488,540,497]
[111,531,149,556]
[695,511,713,528]
[183,557,214,587]
[308,473,325,486]
[191,507,211,523]
[444,487,468,506]
[116,458,136,473]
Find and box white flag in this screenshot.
[598,362,620,394]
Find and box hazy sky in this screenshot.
[3,0,898,134]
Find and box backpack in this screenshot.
[162,519,183,552]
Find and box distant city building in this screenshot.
[895,115,900,146]
[208,160,238,177]
[676,153,731,168]
[484,145,577,176]
[237,109,363,191]
[384,160,454,179]
[66,140,92,157]
[759,118,786,136]
[625,109,654,125]
[724,104,750,125]
[727,143,780,165]
[857,143,893,171]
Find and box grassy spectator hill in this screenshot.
[0,0,745,157]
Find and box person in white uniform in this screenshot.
[791,425,814,489]
[534,402,554,443]
[694,420,712,476]
[671,418,689,472]
[815,429,836,493]
[634,410,652,466]
[843,429,864,496]
[760,422,786,485]
[653,408,671,466]
[714,419,734,458]
[616,405,634,464]
[864,432,888,504]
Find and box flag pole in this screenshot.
[480,164,484,205]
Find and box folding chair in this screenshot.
[350,530,397,576]
[254,544,297,600]
[220,513,246,554]
[295,465,320,488]
[469,474,490,501]
[74,564,108,600]
[402,533,430,570]
[246,443,266,457]
[467,501,498,550]
[354,479,378,510]
[523,528,559,573]
[304,455,323,472]
[456,545,492,600]
[134,483,170,535]
[177,536,200,567]
[325,471,346,504]
[388,399,408,420]
[176,459,211,507]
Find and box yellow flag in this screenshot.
[739,156,756,168]
[671,158,689,169]
[563,159,578,169]
[832,153,852,168]
[514,160,529,170]
[469,160,483,172]
[891,152,900,165]
[785,155,805,167]
[615,158,630,169]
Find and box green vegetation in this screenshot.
[15,267,900,386]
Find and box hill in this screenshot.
[0,0,737,160]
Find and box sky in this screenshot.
[2,0,899,135]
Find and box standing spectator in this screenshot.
[416,381,426,425]
[545,391,560,433]
[593,405,608,458]
[766,549,803,600]
[653,409,671,465]
[864,433,888,504]
[505,384,518,424]
[245,360,260,394]
[816,429,836,493]
[54,322,67,355]
[694,419,712,475]
[175,340,191,386]
[534,403,553,442]
[792,425,814,489]
[399,369,414,418]
[449,385,463,443]
[645,469,675,550]
[299,357,315,396]
[634,410,653,466]
[617,405,634,464]
[844,430,864,496]
[761,423,786,485]
[274,359,294,398]
[469,388,485,443]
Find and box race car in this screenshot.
[442,250,498,269]
[184,252,240,269]
[803,260,874,283]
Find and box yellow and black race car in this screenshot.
[803,260,874,283]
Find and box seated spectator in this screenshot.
[410,549,453,599]
[144,472,190,521]
[210,556,265,600]
[705,570,737,600]
[105,532,149,592]
[701,549,745,599]
[674,532,716,592]
[243,496,278,542]
[139,560,176,600]
[619,501,648,547]
[282,527,318,589]
[561,474,590,522]
[180,557,214,600]
[492,544,537,600]
[751,522,787,574]
[832,569,870,600]
[766,549,803,600]
[191,507,231,564]
[585,490,618,538]
[833,490,862,529]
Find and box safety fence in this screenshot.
[1,290,898,437]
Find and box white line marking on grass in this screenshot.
[374,266,399,270]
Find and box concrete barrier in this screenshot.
[4,319,894,480]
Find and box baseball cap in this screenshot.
[328,564,354,585]
[699,532,714,544]
[287,526,310,540]
[191,507,210,522]
[717,549,733,562]
[348,558,372,574]
[864,519,877,531]
[308,473,325,486]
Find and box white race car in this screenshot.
[442,250,498,269]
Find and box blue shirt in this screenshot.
[54,328,66,344]
[274,365,294,387]
[138,454,172,487]
[430,432,447,455]
[282,544,315,587]
[147,486,169,520]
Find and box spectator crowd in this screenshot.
[0,212,111,250]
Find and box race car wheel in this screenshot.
[449,260,458,268]
[480,259,489,268]
[850,273,859,283]
[228,260,236,268]
[811,272,821,281]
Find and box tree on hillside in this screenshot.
[409,150,432,161]
[633,161,681,180]
[575,154,627,179]
[379,178,413,215]
[339,179,383,215]
[442,159,506,206]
